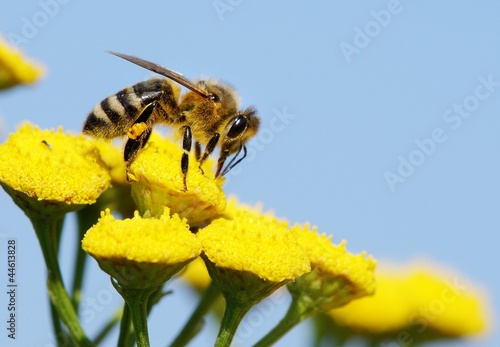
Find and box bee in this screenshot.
[83,51,260,191]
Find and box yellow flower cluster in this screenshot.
[129,132,226,226]
[0,35,44,89]
[82,208,201,289]
[0,123,110,209]
[0,48,491,347]
[198,202,310,283]
[291,224,376,301]
[328,262,489,338]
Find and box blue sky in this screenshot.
[0,1,499,346]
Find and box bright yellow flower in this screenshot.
[128,132,226,226]
[198,202,310,284]
[328,261,489,338]
[82,208,201,289]
[197,201,311,347]
[0,35,44,89]
[408,268,488,336]
[0,123,110,216]
[290,224,376,308]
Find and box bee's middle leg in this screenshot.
[181,125,193,191]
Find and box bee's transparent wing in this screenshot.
[107,51,209,98]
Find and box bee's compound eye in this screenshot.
[227,115,248,138]
[208,93,220,102]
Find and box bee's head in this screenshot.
[179,80,239,135]
[213,107,260,177]
[220,107,260,156]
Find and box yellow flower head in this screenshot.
[82,208,201,289]
[328,261,489,339]
[128,132,226,226]
[408,267,489,337]
[0,123,111,217]
[197,201,310,304]
[0,35,44,89]
[287,224,376,313]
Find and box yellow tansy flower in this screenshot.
[128,132,226,226]
[289,224,376,309]
[0,35,44,89]
[0,122,107,346]
[254,224,376,347]
[0,123,110,217]
[82,208,201,289]
[408,268,488,337]
[327,261,489,342]
[197,202,310,346]
[198,203,310,284]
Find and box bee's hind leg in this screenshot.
[124,103,155,181]
[124,126,152,180]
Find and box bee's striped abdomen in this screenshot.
[83,78,170,138]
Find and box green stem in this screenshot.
[214,299,253,347]
[117,303,132,347]
[253,297,308,347]
[71,206,99,310]
[49,299,66,347]
[31,216,92,347]
[127,289,153,347]
[170,281,221,347]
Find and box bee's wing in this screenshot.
[107,51,209,99]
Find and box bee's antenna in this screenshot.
[221,145,247,176]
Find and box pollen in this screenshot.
[0,123,110,205]
[128,132,226,226]
[127,122,148,140]
[197,202,310,283]
[0,35,44,89]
